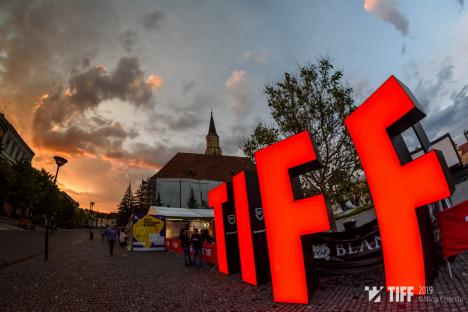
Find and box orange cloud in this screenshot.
[146,74,163,90]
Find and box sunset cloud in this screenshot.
[146,74,164,90]
[225,70,251,116]
[68,57,156,110]
[0,0,465,213]
[0,1,168,211]
[364,0,409,36]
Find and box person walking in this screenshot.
[119,228,128,257]
[106,226,117,256]
[191,229,202,267]
[180,228,192,266]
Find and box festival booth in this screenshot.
[148,206,218,265]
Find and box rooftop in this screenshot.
[0,113,35,156]
[152,152,255,181]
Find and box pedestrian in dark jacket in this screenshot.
[201,229,212,243]
[106,227,118,256]
[191,229,203,267]
[179,228,192,266]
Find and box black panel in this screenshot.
[244,170,270,285]
[223,181,241,274]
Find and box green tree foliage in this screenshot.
[133,183,145,214]
[0,159,78,226]
[117,183,134,226]
[0,157,14,206]
[186,188,200,209]
[73,206,88,228]
[10,162,41,216]
[242,57,364,209]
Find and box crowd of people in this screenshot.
[99,224,214,267]
[179,227,212,267]
[100,226,129,257]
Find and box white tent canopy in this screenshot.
[148,206,214,219]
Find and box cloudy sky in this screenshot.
[0,0,466,212]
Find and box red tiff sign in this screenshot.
[208,76,454,304]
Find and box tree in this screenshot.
[10,162,41,218]
[133,183,145,214]
[117,183,134,226]
[0,158,82,226]
[0,157,14,208]
[186,188,200,209]
[242,57,366,224]
[34,169,56,219]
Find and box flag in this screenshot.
[438,200,468,258]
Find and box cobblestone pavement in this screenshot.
[0,230,467,311]
[0,227,88,268]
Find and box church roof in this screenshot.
[152,152,255,181]
[208,111,217,135]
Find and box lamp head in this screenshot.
[53,156,68,167]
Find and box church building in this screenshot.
[147,112,254,210]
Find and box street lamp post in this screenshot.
[45,156,68,261]
[89,201,95,240]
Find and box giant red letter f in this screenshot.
[255,131,330,304]
[345,76,454,294]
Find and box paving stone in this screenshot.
[0,230,466,311]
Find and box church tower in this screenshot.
[205,111,222,156]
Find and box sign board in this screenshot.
[132,215,166,251]
[411,133,462,169]
[302,219,383,275]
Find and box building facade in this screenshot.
[0,113,35,164]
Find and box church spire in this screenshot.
[205,110,222,156]
[208,109,217,135]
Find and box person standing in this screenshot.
[180,228,192,266]
[119,228,128,257]
[106,226,117,256]
[191,229,202,267]
[201,229,212,243]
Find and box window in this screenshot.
[3,138,10,152]
[9,143,16,155]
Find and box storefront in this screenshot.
[147,206,218,265]
[147,206,214,238]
